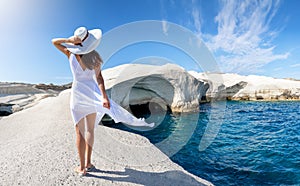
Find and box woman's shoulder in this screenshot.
[69,53,74,59]
[69,53,79,62]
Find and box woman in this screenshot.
[52,27,154,176]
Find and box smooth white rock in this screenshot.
[103,64,208,112]
[189,72,300,100]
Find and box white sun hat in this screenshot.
[65,27,102,54]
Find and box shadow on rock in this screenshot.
[85,167,209,186]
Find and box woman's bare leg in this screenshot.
[75,118,86,174]
[85,113,96,168]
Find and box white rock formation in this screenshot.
[189,72,300,101]
[0,83,60,115]
[102,64,209,112]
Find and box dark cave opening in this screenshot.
[101,101,171,126]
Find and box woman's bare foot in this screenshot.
[74,167,86,176]
[85,163,95,172]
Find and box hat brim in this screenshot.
[65,29,102,55]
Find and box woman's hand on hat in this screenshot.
[68,36,82,45]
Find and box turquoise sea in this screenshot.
[109,101,300,186]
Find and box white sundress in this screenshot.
[68,53,154,128]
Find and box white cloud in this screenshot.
[190,0,203,48]
[191,3,202,36]
[191,0,289,73]
[162,20,169,35]
[273,67,283,71]
[290,63,300,67]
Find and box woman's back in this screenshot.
[69,53,96,82]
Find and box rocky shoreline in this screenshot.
[1,64,299,185]
[189,71,300,101]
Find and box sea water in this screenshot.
[110,101,300,186]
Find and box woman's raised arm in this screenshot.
[52,36,81,58]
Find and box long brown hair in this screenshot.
[80,50,103,70]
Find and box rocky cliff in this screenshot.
[189,72,300,101]
[0,82,70,116]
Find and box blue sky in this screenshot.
[0,0,299,84]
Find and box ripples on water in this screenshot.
[111,101,300,186]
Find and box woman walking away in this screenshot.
[52,27,154,176]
